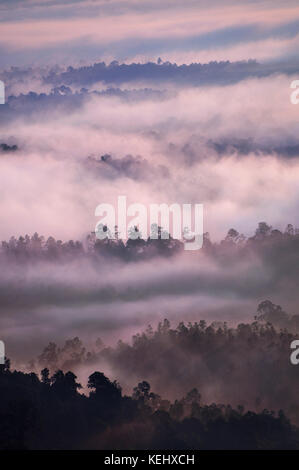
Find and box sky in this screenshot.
[0,0,299,67]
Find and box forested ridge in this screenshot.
[0,357,298,450]
[1,299,299,450]
[1,221,298,262]
[1,222,299,449]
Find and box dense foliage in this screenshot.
[0,359,297,450]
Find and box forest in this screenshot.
[0,221,298,262]
[1,297,299,449]
[1,224,299,449]
[0,354,298,450]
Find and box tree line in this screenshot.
[0,357,297,450]
[1,221,298,262]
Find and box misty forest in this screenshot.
[1,224,299,449]
[1,0,299,451]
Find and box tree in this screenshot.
[88,371,121,402]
